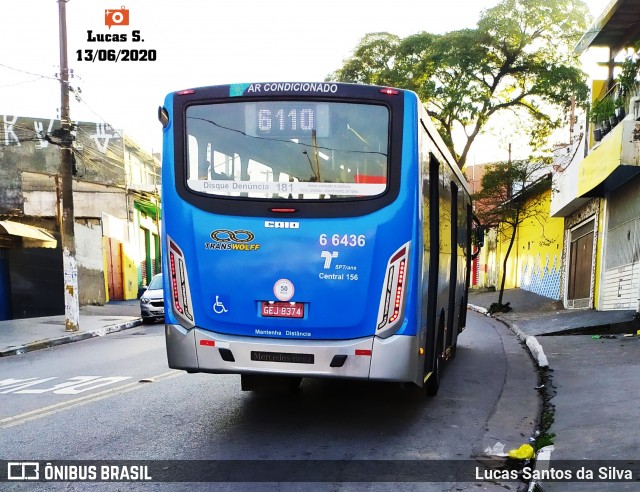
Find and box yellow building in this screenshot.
[476,186,565,299]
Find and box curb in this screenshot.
[468,303,551,491]
[506,321,549,369]
[468,304,549,368]
[0,318,143,357]
[467,303,489,316]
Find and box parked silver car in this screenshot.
[140,273,164,323]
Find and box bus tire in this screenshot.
[424,354,440,396]
[425,316,445,396]
[448,296,464,359]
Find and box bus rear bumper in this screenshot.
[165,324,419,382]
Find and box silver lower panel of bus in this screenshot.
[165,324,421,383]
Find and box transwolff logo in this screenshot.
[210,229,254,243]
[206,229,261,252]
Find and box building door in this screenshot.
[567,221,594,308]
[106,237,124,300]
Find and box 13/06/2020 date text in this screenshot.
[76,49,157,62]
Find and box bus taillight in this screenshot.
[376,242,410,337]
[388,258,406,324]
[168,237,195,327]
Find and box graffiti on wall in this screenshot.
[2,115,119,154]
[0,115,125,215]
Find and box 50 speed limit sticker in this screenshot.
[273,279,295,301]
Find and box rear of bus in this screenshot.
[160,82,426,389]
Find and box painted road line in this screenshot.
[0,370,182,428]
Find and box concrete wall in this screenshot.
[22,171,128,220]
[20,173,130,304]
[76,220,106,305]
[480,188,565,300]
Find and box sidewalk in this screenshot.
[0,300,143,357]
[469,288,640,489]
[468,288,639,336]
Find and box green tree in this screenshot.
[328,32,402,87]
[328,0,590,168]
[472,160,553,309]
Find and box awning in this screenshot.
[575,0,640,55]
[134,199,161,219]
[0,220,58,248]
[577,123,624,197]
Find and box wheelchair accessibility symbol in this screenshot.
[213,295,228,314]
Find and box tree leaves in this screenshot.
[328,0,591,168]
[472,160,552,229]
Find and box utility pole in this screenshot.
[58,0,79,331]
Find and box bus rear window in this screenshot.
[185,101,389,199]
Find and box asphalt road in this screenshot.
[0,311,539,491]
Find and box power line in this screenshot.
[0,76,48,88]
[0,60,125,143]
[0,62,58,80]
[70,87,124,140]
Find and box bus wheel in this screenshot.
[424,354,440,396]
[449,340,458,359]
[425,317,445,396]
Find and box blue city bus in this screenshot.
[159,82,478,395]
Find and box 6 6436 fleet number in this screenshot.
[319,234,366,247]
